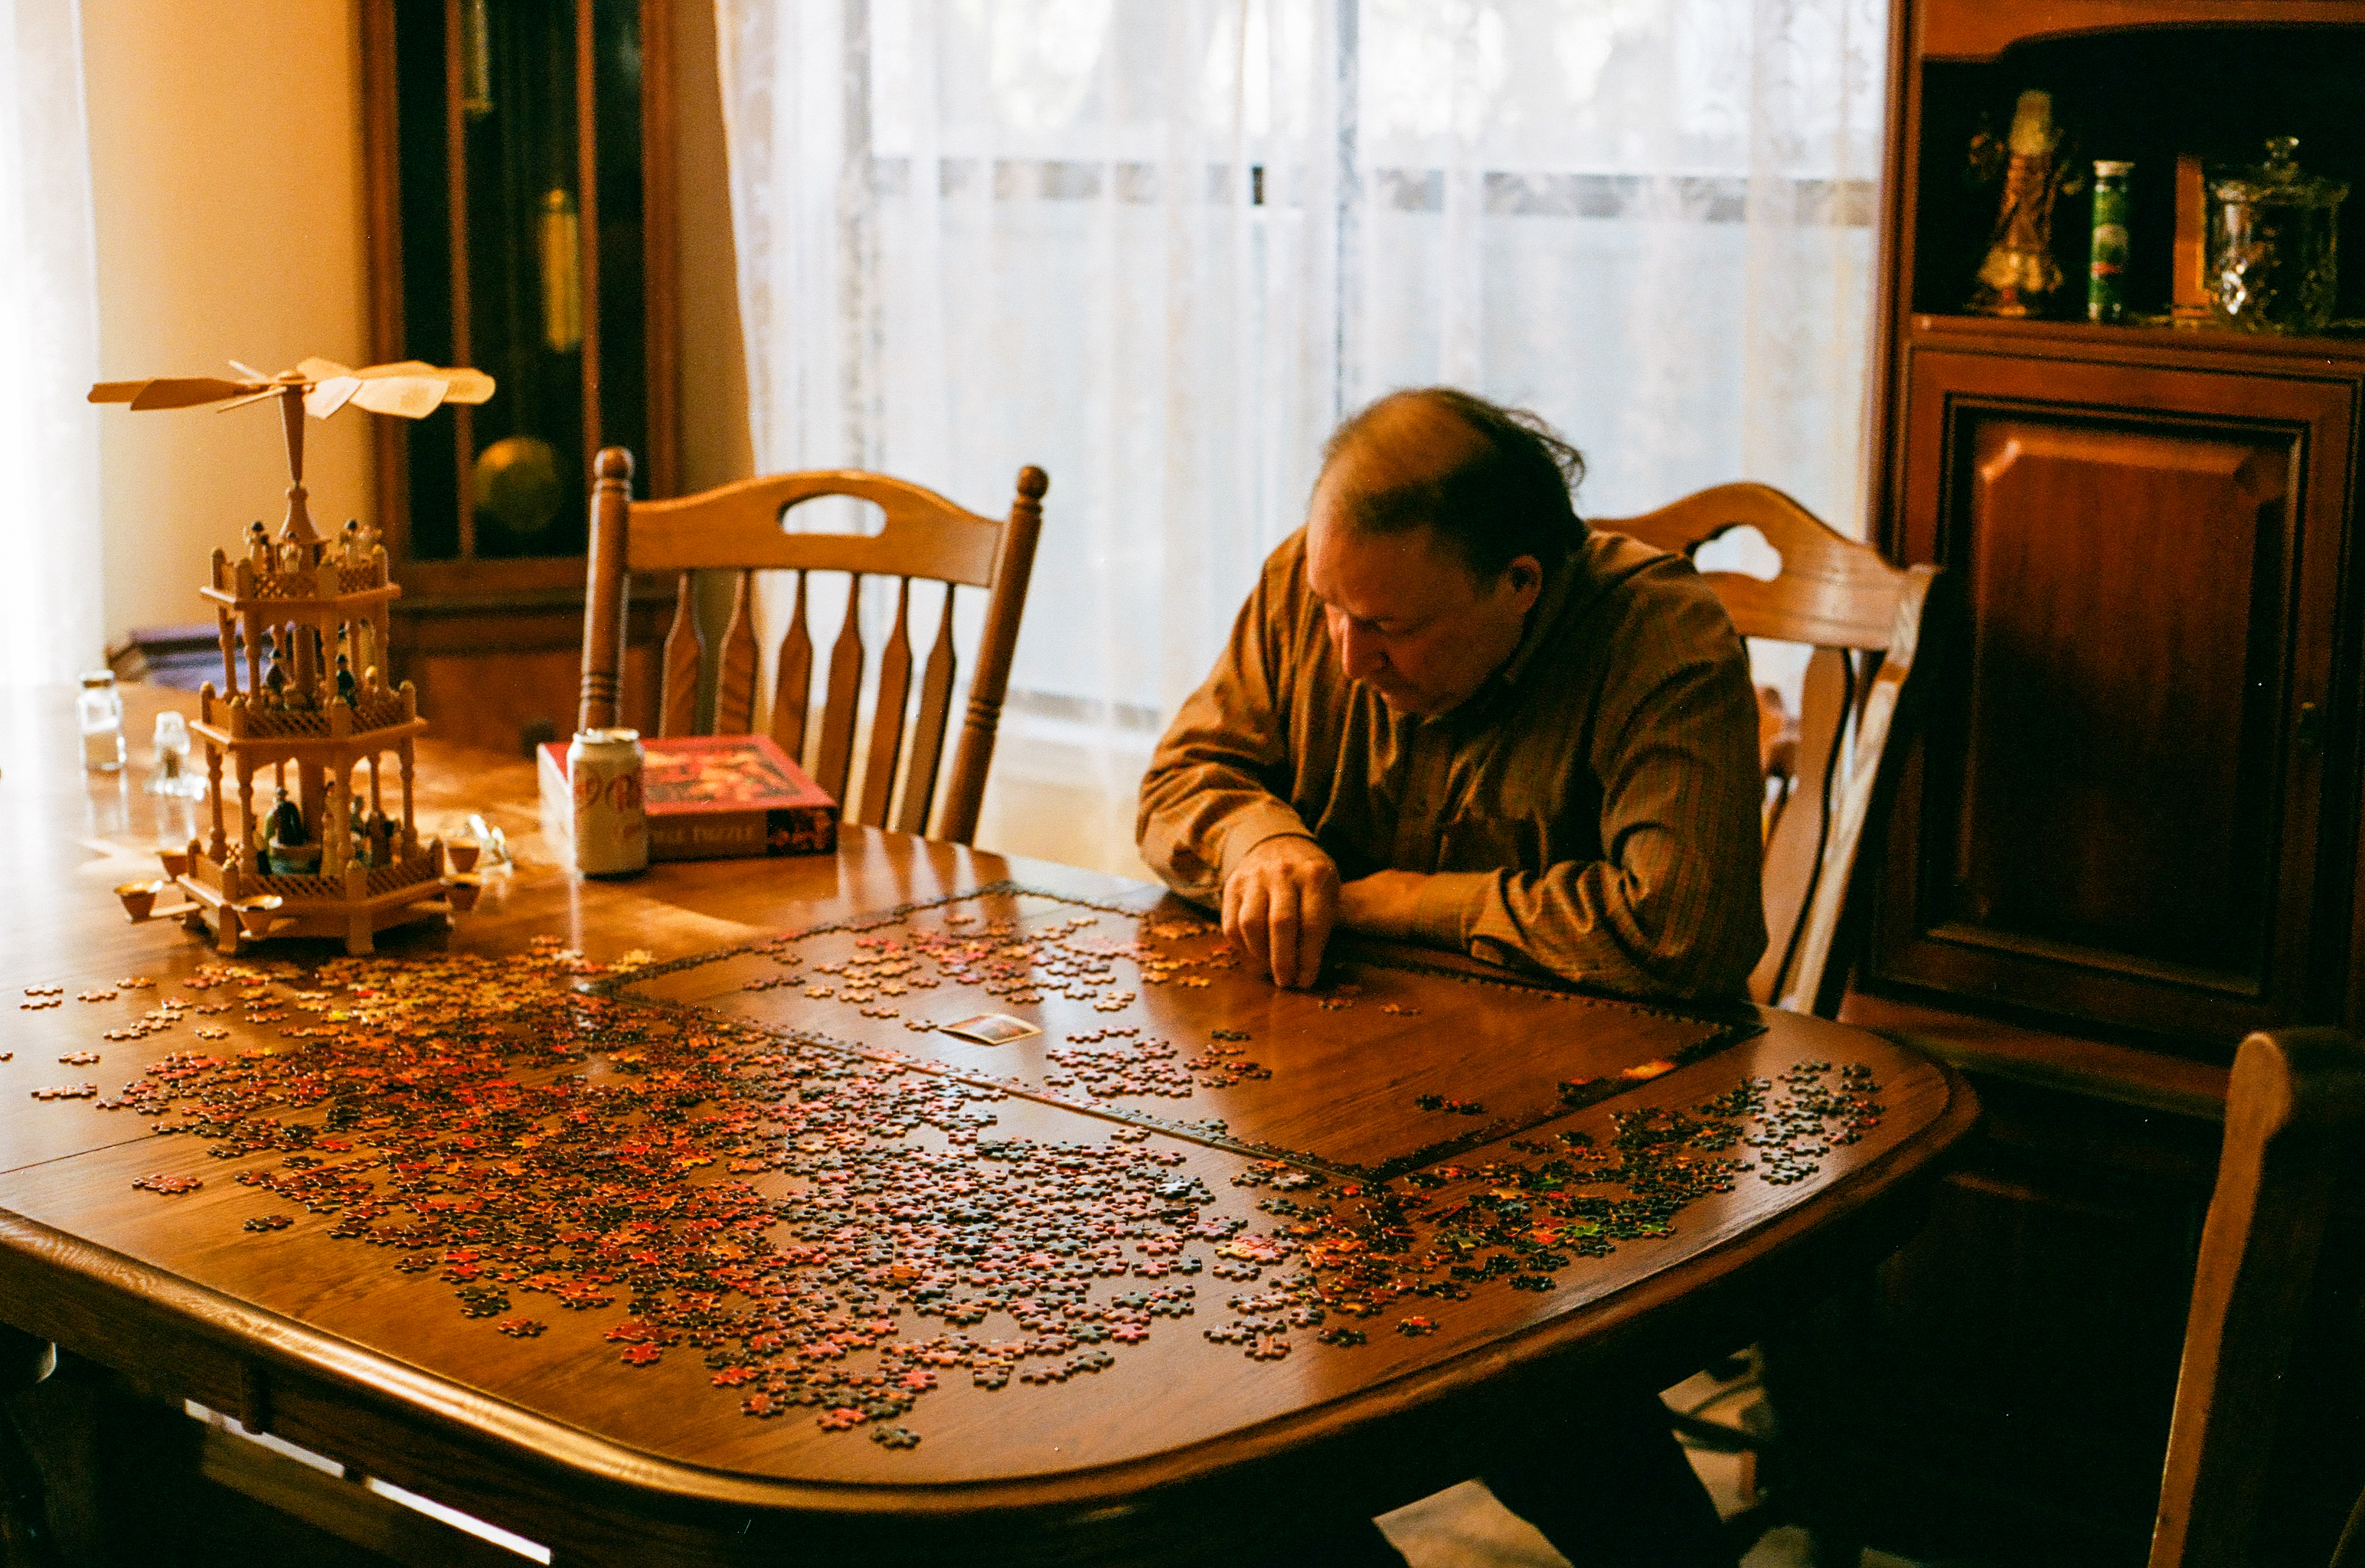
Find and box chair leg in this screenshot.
[1758,1277,1885,1568]
[0,1410,61,1568]
[0,1328,60,1568]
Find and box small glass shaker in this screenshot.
[148,710,203,797]
[78,671,125,773]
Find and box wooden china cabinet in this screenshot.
[359,0,675,756]
[1831,2,2365,1562]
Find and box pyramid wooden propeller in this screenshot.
[90,358,493,544]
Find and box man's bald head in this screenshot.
[1315,388,1587,583]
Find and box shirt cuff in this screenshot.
[1214,800,1321,885]
[1407,871,1496,949]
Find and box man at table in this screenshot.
[1137,386,1764,1567]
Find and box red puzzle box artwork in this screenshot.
[541,734,838,861]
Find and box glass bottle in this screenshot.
[78,671,125,773]
[2210,137,2348,334]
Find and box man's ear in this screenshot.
[1501,554,1545,613]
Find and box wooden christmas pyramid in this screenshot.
[90,358,493,953]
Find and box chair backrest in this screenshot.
[1596,482,1939,1016]
[577,447,1046,844]
[2149,1028,2365,1568]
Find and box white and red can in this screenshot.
[569,728,648,875]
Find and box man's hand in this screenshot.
[1338,869,1427,941]
[1221,835,1339,989]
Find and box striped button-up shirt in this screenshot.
[1137,526,1766,1001]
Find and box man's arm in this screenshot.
[1484,640,1765,999]
[1344,600,1767,1002]
[1138,541,1339,988]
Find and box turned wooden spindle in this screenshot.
[936,466,1047,844]
[578,446,635,734]
[580,453,1045,841]
[277,381,318,545]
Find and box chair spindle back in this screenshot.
[579,448,1045,844]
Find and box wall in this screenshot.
[83,0,373,646]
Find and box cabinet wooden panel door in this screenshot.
[1871,348,2355,1046]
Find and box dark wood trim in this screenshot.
[1867,0,1916,557]
[388,581,671,656]
[1841,991,2228,1121]
[441,0,475,562]
[2341,385,2365,1031]
[640,0,680,500]
[1916,0,2365,63]
[196,1420,526,1568]
[576,0,603,469]
[358,0,412,562]
[1909,313,2365,376]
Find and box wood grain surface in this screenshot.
[0,684,1978,1567]
[1880,347,2353,1047]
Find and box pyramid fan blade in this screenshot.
[227,360,273,382]
[439,368,495,404]
[305,377,362,420]
[126,377,266,410]
[296,356,355,383]
[88,381,145,403]
[350,376,449,419]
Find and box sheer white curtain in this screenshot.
[716,0,1883,861]
[0,0,100,685]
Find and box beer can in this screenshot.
[569,728,648,875]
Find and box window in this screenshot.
[722,0,1882,730]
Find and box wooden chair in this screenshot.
[1599,482,1939,1018]
[1718,1027,2365,1568]
[1602,485,1939,1560]
[577,448,1047,844]
[2150,1027,2365,1568]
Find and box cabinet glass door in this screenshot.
[367,0,669,590]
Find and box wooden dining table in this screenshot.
[0,682,1978,1567]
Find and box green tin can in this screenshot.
[2089,160,2134,322]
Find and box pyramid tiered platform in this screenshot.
[177,529,451,955]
